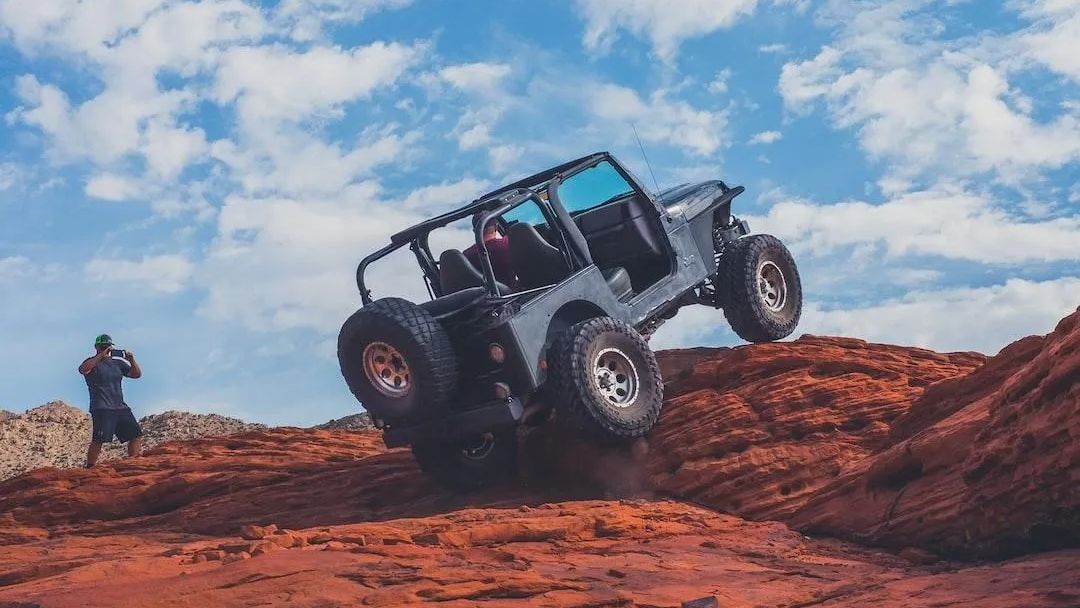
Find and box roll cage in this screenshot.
[355,152,652,306]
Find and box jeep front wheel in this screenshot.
[717,234,802,343]
[548,317,664,440]
[337,298,457,423]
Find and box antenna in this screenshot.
[632,123,663,196]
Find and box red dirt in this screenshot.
[1,310,1077,607]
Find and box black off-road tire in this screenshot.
[411,430,519,491]
[337,298,457,423]
[717,234,802,343]
[548,317,664,441]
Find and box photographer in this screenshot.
[78,334,143,467]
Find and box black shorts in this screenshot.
[91,408,143,443]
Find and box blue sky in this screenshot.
[1,0,1077,425]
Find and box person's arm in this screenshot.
[79,350,111,375]
[124,351,142,379]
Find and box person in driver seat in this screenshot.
[464,215,517,289]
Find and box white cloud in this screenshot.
[398,177,490,213]
[489,144,524,173]
[778,2,1080,185]
[213,41,423,121]
[199,183,427,331]
[652,276,1080,355]
[1016,0,1080,82]
[759,43,787,54]
[438,62,512,93]
[3,0,266,194]
[752,187,1080,264]
[588,83,727,155]
[576,0,758,61]
[197,172,496,333]
[85,254,195,294]
[707,68,732,94]
[274,0,414,41]
[0,0,166,58]
[0,163,20,192]
[748,130,782,144]
[142,120,209,180]
[211,124,417,197]
[650,305,726,350]
[85,173,141,201]
[801,277,1080,354]
[0,256,34,281]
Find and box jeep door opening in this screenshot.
[339,152,802,489]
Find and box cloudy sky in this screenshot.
[1,0,1077,424]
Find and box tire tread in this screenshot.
[549,317,664,440]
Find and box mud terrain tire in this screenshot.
[549,317,664,440]
[411,430,518,491]
[337,298,457,422]
[717,234,802,343]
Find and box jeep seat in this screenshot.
[439,249,511,295]
[509,222,633,299]
[508,222,569,289]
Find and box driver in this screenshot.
[464,216,517,289]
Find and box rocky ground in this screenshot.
[0,404,266,480]
[313,412,375,431]
[0,310,1076,607]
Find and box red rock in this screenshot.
[239,523,278,540]
[249,540,284,556]
[899,546,939,565]
[0,315,1076,606]
[790,309,1080,558]
[197,550,225,562]
[221,551,250,564]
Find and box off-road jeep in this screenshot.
[338,152,802,489]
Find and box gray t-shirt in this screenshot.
[84,356,133,411]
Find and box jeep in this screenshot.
[338,152,802,489]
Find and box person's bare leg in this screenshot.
[86,441,104,467]
[127,436,144,458]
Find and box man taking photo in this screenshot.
[78,334,143,467]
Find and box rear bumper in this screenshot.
[382,397,524,448]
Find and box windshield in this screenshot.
[557,160,635,214]
[501,197,547,226]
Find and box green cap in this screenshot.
[94,334,114,347]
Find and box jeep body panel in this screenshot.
[658,180,747,274]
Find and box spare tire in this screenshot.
[337,298,457,422]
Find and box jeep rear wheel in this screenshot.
[549,317,664,440]
[717,234,802,343]
[337,298,457,422]
[411,430,518,491]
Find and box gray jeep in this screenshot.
[338,152,802,489]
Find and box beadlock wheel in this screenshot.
[757,260,788,312]
[362,341,411,397]
[592,347,640,407]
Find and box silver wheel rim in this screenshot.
[461,433,495,460]
[362,341,411,397]
[593,347,639,407]
[757,260,788,312]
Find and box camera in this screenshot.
[110,348,127,360]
